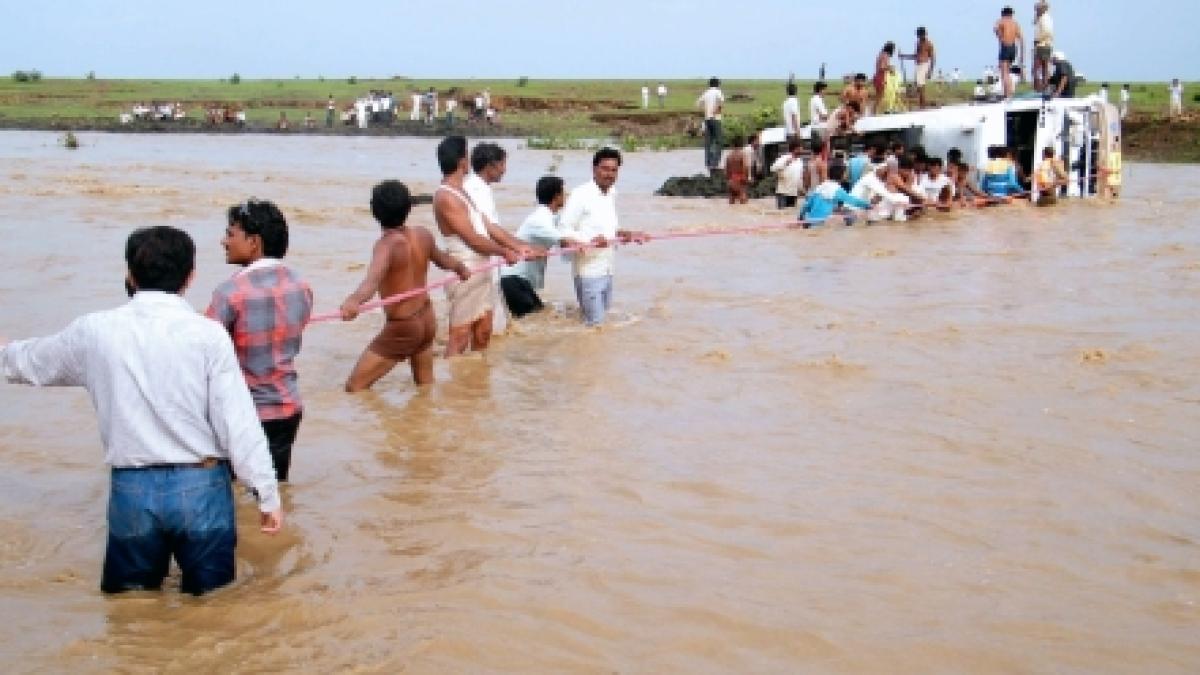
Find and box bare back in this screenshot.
[378,226,436,320]
[995,17,1020,45]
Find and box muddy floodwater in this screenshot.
[0,130,1197,673]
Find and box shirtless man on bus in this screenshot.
[901,27,936,108]
[340,180,472,391]
[994,6,1025,99]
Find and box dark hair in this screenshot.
[470,142,507,173]
[810,138,823,154]
[898,155,915,170]
[437,135,468,175]
[227,199,289,258]
[916,26,927,37]
[847,100,862,114]
[884,42,896,55]
[928,157,943,167]
[1001,6,1014,16]
[731,135,745,148]
[708,77,720,87]
[869,142,887,156]
[1042,146,1056,158]
[787,82,798,96]
[987,145,1003,159]
[947,147,963,163]
[827,162,846,181]
[126,226,195,293]
[535,175,564,206]
[854,73,868,82]
[593,146,623,167]
[890,141,905,152]
[911,144,928,160]
[813,81,827,93]
[370,180,412,229]
[788,138,803,152]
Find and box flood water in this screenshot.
[0,130,1197,673]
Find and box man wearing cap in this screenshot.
[1047,51,1076,99]
[1032,2,1054,92]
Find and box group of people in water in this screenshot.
[0,134,650,596]
[766,137,1119,226]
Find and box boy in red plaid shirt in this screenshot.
[207,200,313,481]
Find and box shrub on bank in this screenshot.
[12,70,42,83]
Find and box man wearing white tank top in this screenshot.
[433,136,538,356]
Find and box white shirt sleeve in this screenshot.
[522,211,562,248]
[205,336,280,513]
[2,317,88,387]
[556,189,590,244]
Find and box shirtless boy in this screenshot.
[902,27,936,108]
[994,6,1025,99]
[432,136,535,356]
[340,180,471,391]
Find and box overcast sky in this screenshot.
[3,0,1196,82]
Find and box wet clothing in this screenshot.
[501,275,544,318]
[801,180,871,223]
[2,291,280,595]
[998,43,1017,63]
[437,184,497,327]
[102,461,236,595]
[982,159,1024,196]
[367,301,436,361]
[207,258,313,422]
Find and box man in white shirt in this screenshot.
[782,82,801,140]
[501,176,574,317]
[770,139,808,209]
[641,85,650,109]
[557,148,649,327]
[951,67,961,85]
[1032,1,1054,91]
[410,90,422,121]
[657,82,668,108]
[851,164,911,222]
[464,142,518,335]
[1169,79,1183,118]
[1119,84,1131,119]
[696,77,725,174]
[434,138,533,356]
[809,81,830,131]
[1097,83,1109,104]
[0,226,282,596]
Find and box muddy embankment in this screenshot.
[1121,112,1200,163]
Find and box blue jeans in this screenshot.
[703,119,723,170]
[101,462,237,596]
[574,275,613,327]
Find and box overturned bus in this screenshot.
[762,97,1122,198]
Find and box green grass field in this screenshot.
[0,75,1194,158]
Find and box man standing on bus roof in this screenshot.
[994,6,1025,99]
[901,27,936,109]
[1032,1,1054,92]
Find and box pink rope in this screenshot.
[308,196,1025,325]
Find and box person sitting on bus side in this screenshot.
[1097,137,1122,200]
[946,147,987,206]
[980,145,1027,197]
[1034,146,1069,205]
[801,162,872,227]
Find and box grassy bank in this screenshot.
[0,76,1196,161]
